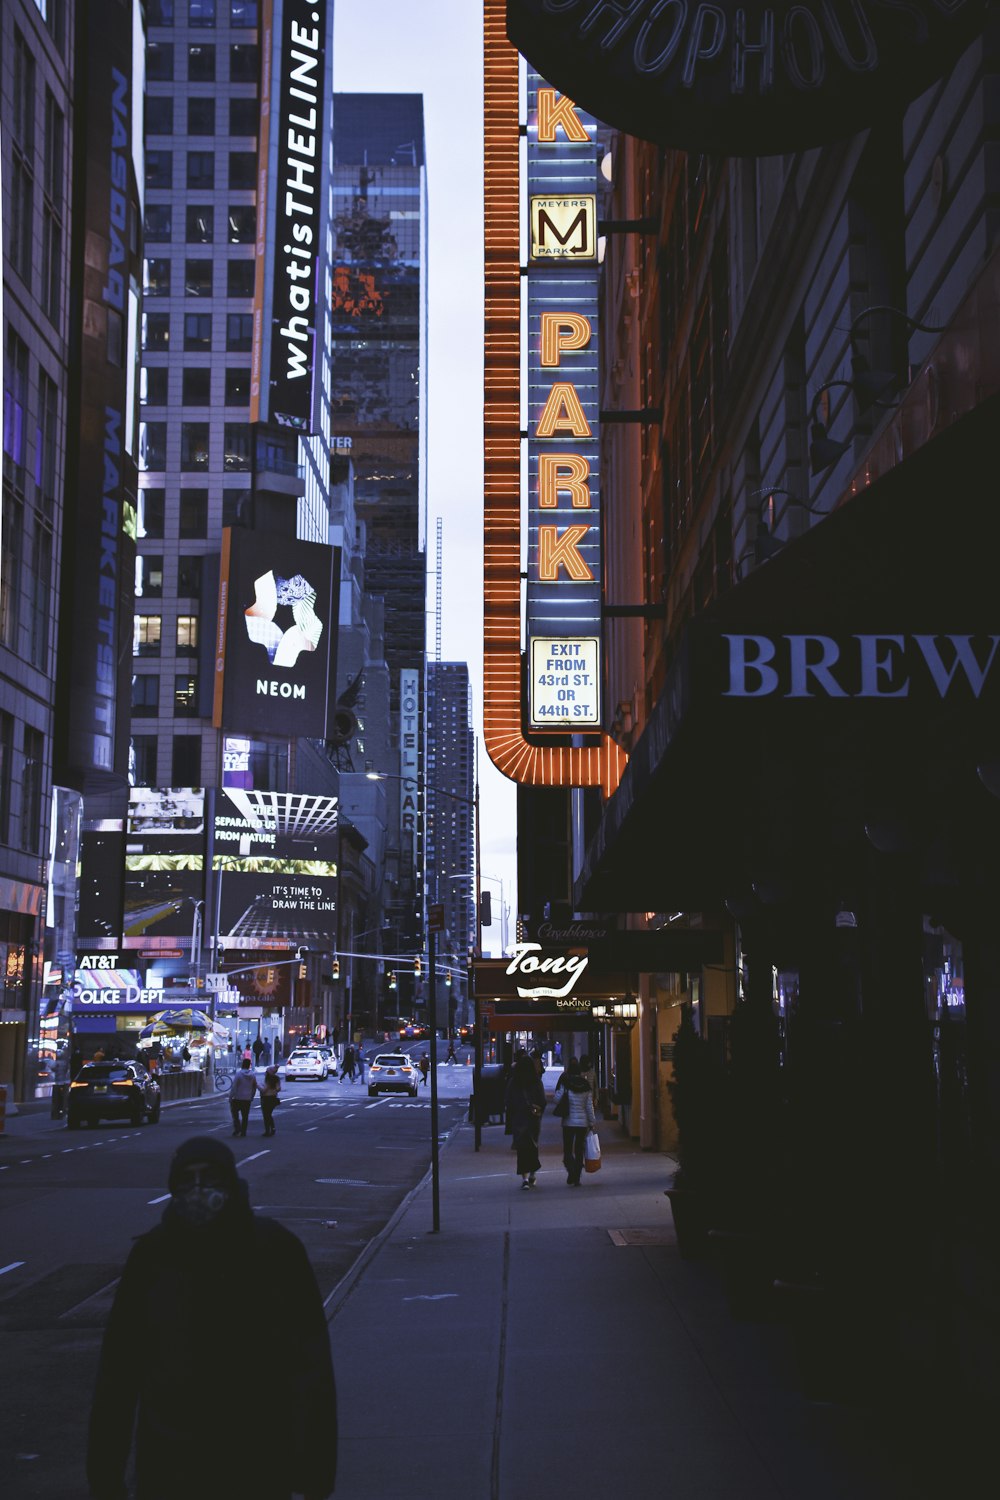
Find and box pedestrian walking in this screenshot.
[445,1038,458,1064]
[419,1054,430,1087]
[252,1034,264,1067]
[560,1057,597,1185]
[504,1053,546,1189]
[261,1038,271,1065]
[274,1039,283,1064]
[86,1136,337,1500]
[341,1044,355,1082]
[355,1042,365,1082]
[229,1058,257,1137]
[242,1042,253,1064]
[260,1064,281,1137]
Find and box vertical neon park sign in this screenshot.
[526,75,602,732]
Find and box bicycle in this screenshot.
[214,1069,235,1092]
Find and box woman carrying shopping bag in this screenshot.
[561,1057,597,1185]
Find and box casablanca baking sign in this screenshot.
[507,0,986,157]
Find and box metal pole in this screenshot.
[428,923,440,1232]
[473,744,484,1150]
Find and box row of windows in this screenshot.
[141,366,251,406]
[0,711,45,854]
[145,150,257,191]
[146,94,258,137]
[140,422,257,472]
[8,28,66,325]
[137,487,253,539]
[143,310,254,351]
[134,614,199,656]
[132,674,200,717]
[144,258,255,298]
[147,0,257,26]
[145,204,255,244]
[131,731,204,789]
[135,554,203,599]
[147,41,258,82]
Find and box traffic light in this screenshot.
[445,969,452,987]
[480,890,492,926]
[388,970,397,990]
[297,963,307,980]
[414,956,422,978]
[331,957,340,980]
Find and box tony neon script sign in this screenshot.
[506,943,591,998]
[507,0,985,156]
[720,633,1000,699]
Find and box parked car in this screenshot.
[67,1061,161,1129]
[284,1049,328,1081]
[368,1053,419,1097]
[314,1046,337,1075]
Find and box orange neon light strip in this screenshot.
[482,0,626,795]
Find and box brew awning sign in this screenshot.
[526,75,603,732]
[508,1,986,157]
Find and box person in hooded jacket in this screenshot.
[561,1056,597,1186]
[504,1052,546,1188]
[86,1137,337,1500]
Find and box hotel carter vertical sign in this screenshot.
[527,77,603,732]
[508,1,986,157]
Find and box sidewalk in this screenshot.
[328,1113,926,1500]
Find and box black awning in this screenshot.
[578,399,1000,913]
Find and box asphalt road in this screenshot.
[0,1057,474,1499]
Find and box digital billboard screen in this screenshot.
[212,789,339,949]
[213,528,340,739]
[123,788,206,940]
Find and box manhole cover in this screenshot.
[608,1228,673,1247]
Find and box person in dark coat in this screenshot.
[86,1137,337,1500]
[504,1053,546,1188]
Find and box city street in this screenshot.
[0,1059,473,1499]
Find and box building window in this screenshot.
[41,89,65,325]
[184,313,212,351]
[224,368,250,405]
[227,206,256,243]
[145,96,173,135]
[145,150,173,190]
[10,29,36,286]
[172,735,201,785]
[130,734,158,787]
[174,676,199,716]
[180,424,210,470]
[147,41,174,81]
[28,522,52,669]
[144,204,172,242]
[177,555,203,597]
[0,488,23,650]
[139,488,166,538]
[230,0,257,26]
[229,44,259,82]
[184,259,213,297]
[179,490,209,537]
[146,0,174,24]
[222,490,251,527]
[226,313,254,351]
[143,313,171,352]
[142,366,169,405]
[229,97,258,136]
[134,614,162,657]
[227,260,255,297]
[21,727,45,853]
[186,206,213,244]
[0,712,13,842]
[182,368,211,404]
[188,44,216,81]
[3,331,29,492]
[139,422,167,471]
[177,615,199,654]
[188,97,215,135]
[187,151,215,191]
[144,258,171,296]
[36,371,59,516]
[188,0,215,24]
[132,675,160,716]
[228,152,256,190]
[224,424,252,471]
[136,554,164,597]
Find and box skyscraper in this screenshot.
[426,661,474,1021]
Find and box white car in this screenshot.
[284,1049,328,1081]
[368,1053,419,1097]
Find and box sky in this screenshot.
[333,3,518,956]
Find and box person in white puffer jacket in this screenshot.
[561,1057,597,1185]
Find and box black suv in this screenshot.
[67,1061,162,1129]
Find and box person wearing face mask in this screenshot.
[86,1137,337,1500]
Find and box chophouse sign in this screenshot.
[507,1,985,156]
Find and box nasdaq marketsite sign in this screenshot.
[508,1,986,157]
[527,77,603,732]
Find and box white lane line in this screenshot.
[305,1126,318,1132]
[0,1261,26,1276]
[20,1159,31,1165]
[344,1114,355,1119]
[61,1149,74,1154]
[42,1153,52,1159]
[364,1100,387,1110]
[0,1165,8,1171]
[240,1150,270,1165]
[148,1193,171,1205]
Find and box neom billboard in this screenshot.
[213,528,341,739]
